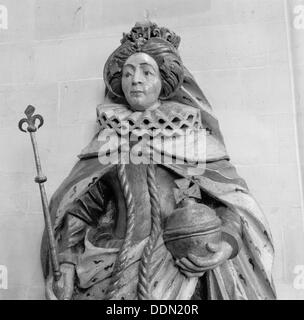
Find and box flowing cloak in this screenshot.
[41,67,276,300]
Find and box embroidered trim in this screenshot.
[97,104,201,137]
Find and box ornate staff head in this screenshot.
[18,105,61,284]
[18,105,44,133]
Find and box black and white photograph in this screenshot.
[0,0,304,303]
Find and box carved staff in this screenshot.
[18,105,61,281]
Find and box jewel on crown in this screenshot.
[120,21,181,49]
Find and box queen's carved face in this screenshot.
[121,52,162,112]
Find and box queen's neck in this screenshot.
[135,100,161,113]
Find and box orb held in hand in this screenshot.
[163,199,222,260]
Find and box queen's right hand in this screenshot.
[50,263,75,300]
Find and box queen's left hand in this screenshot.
[175,241,233,278]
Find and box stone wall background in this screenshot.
[0,0,303,299]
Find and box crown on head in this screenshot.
[121,21,181,49]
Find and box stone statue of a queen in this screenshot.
[41,21,276,300]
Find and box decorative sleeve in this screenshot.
[57,178,112,265]
[216,206,243,259]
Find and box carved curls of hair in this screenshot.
[103,38,184,100]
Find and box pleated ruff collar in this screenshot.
[96,101,202,137]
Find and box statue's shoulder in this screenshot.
[97,103,131,118]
